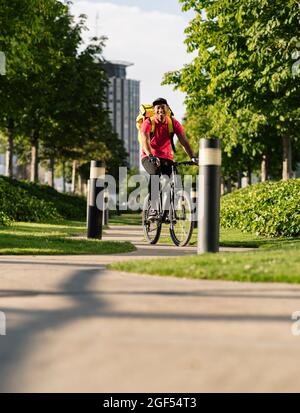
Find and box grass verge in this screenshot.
[109,213,142,226]
[107,213,299,250]
[109,236,300,284]
[108,214,294,249]
[0,220,135,255]
[158,226,298,249]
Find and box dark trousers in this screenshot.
[142,157,174,208]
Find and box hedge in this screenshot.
[0,176,86,224]
[220,179,300,237]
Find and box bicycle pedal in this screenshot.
[148,214,160,222]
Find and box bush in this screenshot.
[220,179,300,237]
[0,211,12,226]
[0,176,86,225]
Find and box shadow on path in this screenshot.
[0,260,296,391]
[0,266,107,392]
[1,289,300,301]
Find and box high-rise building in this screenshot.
[103,60,140,170]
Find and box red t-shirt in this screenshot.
[140,116,185,160]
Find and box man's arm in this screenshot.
[140,131,161,166]
[177,132,196,159]
[140,131,153,157]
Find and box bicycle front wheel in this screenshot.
[142,194,162,245]
[169,190,194,247]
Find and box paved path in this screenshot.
[74,224,256,255]
[0,225,300,392]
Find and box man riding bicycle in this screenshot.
[140,97,197,218]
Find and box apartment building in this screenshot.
[103,60,140,170]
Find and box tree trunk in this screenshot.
[71,160,77,193]
[77,173,83,195]
[237,170,242,189]
[261,154,268,182]
[282,135,292,180]
[62,161,66,192]
[246,167,252,186]
[30,131,39,183]
[5,119,14,178]
[16,164,27,180]
[226,177,232,194]
[47,158,55,187]
[83,181,88,197]
[220,175,225,196]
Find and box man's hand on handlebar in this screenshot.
[149,154,160,167]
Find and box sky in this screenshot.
[70,0,196,121]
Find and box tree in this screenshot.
[0,0,73,179]
[40,40,128,191]
[18,0,83,182]
[1,0,127,187]
[164,0,300,181]
[0,0,40,176]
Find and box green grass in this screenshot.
[0,220,135,255]
[108,239,300,283]
[108,212,297,249]
[109,213,142,226]
[108,213,284,248]
[159,226,298,249]
[107,213,298,250]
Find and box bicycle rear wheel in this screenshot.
[142,194,162,244]
[169,190,194,247]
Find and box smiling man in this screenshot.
[140,97,197,217]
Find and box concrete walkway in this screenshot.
[98,224,256,254]
[0,225,300,392]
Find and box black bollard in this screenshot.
[197,138,221,253]
[87,160,106,239]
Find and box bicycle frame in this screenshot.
[153,161,195,225]
[143,159,198,246]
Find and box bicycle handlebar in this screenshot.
[173,160,198,166]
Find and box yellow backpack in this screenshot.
[136,104,176,152]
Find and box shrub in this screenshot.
[0,211,12,226]
[220,179,300,237]
[0,176,86,225]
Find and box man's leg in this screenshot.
[158,159,174,216]
[141,157,161,211]
[159,158,173,177]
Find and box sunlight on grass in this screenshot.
[158,225,298,249]
[109,219,300,283]
[0,220,135,255]
[109,213,142,226]
[109,241,300,284]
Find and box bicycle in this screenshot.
[142,160,198,247]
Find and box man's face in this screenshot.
[154,104,168,123]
